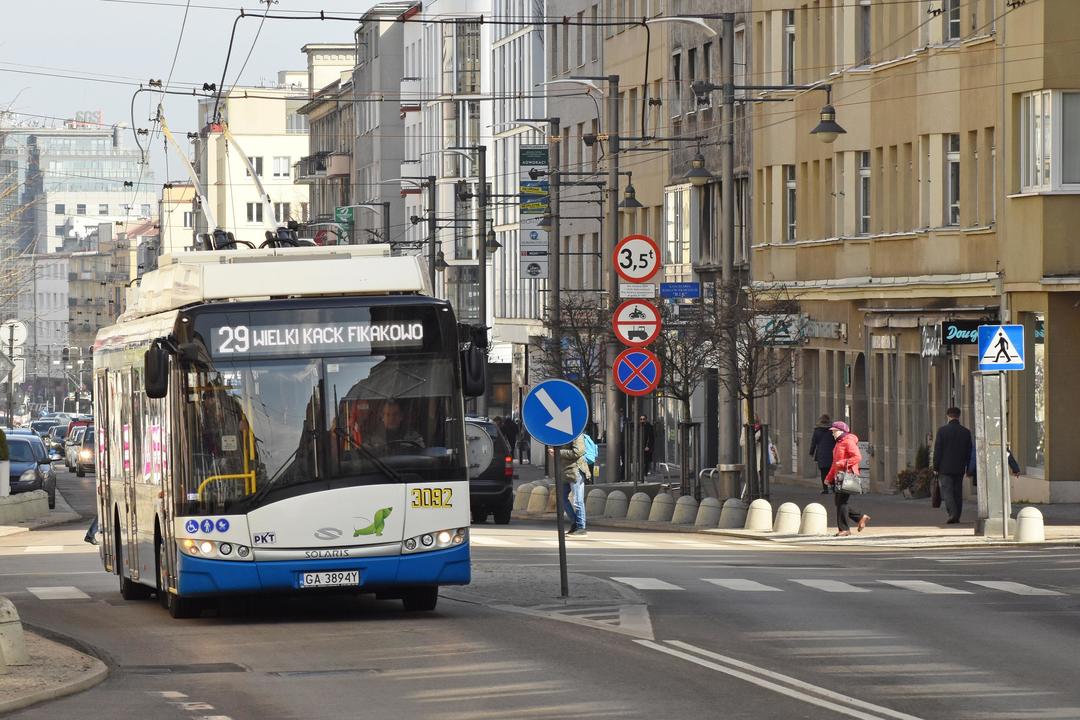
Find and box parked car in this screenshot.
[76,427,96,477]
[65,425,88,471]
[45,425,68,461]
[6,435,56,509]
[464,416,514,525]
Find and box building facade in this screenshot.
[158,182,196,255]
[193,72,314,247]
[13,254,69,409]
[750,0,1079,502]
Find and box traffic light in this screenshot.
[61,347,69,363]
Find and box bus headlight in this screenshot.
[401,528,468,554]
[177,538,252,561]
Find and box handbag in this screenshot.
[931,476,942,508]
[838,470,867,495]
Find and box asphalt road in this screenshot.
[2,467,1079,720]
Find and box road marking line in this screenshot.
[703,579,782,592]
[792,579,870,593]
[636,640,925,720]
[26,586,90,600]
[469,537,517,547]
[879,580,972,595]
[151,691,188,699]
[967,581,1065,596]
[22,545,65,553]
[610,577,683,590]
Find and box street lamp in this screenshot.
[809,91,846,143]
[683,152,715,186]
[619,174,644,212]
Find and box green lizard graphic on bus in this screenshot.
[353,507,393,537]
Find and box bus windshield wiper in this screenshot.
[331,427,406,484]
[245,431,311,506]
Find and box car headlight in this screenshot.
[19,469,38,483]
[401,527,468,554]
[79,449,92,460]
[178,537,252,562]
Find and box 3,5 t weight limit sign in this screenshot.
[614,234,661,283]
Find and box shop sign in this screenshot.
[940,320,981,345]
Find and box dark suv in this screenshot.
[465,416,514,525]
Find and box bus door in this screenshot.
[121,369,141,578]
[95,370,115,572]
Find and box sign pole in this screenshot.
[553,448,568,597]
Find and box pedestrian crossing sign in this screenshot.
[978,324,1025,371]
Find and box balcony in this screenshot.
[326,152,351,178]
[294,152,330,184]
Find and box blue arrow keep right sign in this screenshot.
[522,379,589,447]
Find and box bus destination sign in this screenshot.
[211,321,426,357]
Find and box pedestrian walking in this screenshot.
[933,407,973,524]
[809,414,836,494]
[824,421,870,536]
[548,433,589,536]
[517,421,531,464]
[501,415,519,458]
[84,517,99,545]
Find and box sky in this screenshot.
[1,0,370,181]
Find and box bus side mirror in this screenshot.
[145,343,170,399]
[461,346,485,397]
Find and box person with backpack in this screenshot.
[548,432,589,536]
[582,430,598,483]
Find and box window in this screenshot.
[273,202,291,223]
[1021,90,1080,191]
[301,203,309,222]
[550,24,559,76]
[561,21,570,73]
[944,0,961,41]
[945,133,960,225]
[576,11,585,67]
[246,156,264,177]
[246,203,263,223]
[688,48,697,87]
[671,53,682,116]
[590,5,599,61]
[55,225,65,237]
[856,0,871,65]
[703,41,713,93]
[98,204,108,215]
[286,100,308,133]
[54,203,65,215]
[183,211,193,228]
[141,204,151,217]
[273,156,291,177]
[784,165,797,242]
[858,151,871,234]
[663,185,693,268]
[783,9,796,84]
[76,204,86,215]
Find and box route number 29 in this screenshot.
[411,487,453,508]
[216,325,250,354]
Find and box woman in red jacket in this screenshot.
[824,421,871,536]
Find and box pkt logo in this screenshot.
[253,532,277,545]
[313,527,343,541]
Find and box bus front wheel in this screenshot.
[157,540,201,619]
[402,586,438,612]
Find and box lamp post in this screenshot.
[350,202,391,245]
[690,15,845,496]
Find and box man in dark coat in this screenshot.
[639,415,655,474]
[933,407,973,524]
[809,413,836,494]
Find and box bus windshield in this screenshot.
[181,354,464,515]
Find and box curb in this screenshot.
[511,510,1080,550]
[0,632,109,715]
[0,488,83,537]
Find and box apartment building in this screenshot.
[751,0,1078,502]
[158,182,196,255]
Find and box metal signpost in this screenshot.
[2,320,27,427]
[522,379,589,597]
[975,324,1026,539]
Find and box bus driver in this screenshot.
[372,399,425,450]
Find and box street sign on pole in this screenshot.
[522,379,589,447]
[613,234,661,283]
[612,300,661,348]
[334,206,355,225]
[1,319,27,348]
[0,353,13,382]
[978,324,1025,371]
[613,347,662,397]
[660,282,701,299]
[618,283,657,299]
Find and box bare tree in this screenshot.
[530,291,608,429]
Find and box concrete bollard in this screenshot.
[1014,507,1045,543]
[585,488,608,518]
[648,493,676,523]
[799,503,829,536]
[626,492,653,521]
[744,499,774,531]
[0,596,30,667]
[671,495,699,524]
[514,483,535,511]
[603,490,629,519]
[546,485,560,513]
[694,497,723,527]
[718,498,749,529]
[8,496,27,523]
[773,502,802,534]
[526,484,550,513]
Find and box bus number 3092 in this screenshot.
[411,487,453,508]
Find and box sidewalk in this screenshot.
[0,488,82,538]
[0,629,108,715]
[510,461,1080,547]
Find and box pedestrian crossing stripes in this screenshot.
[607,576,1069,597]
[27,586,90,600]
